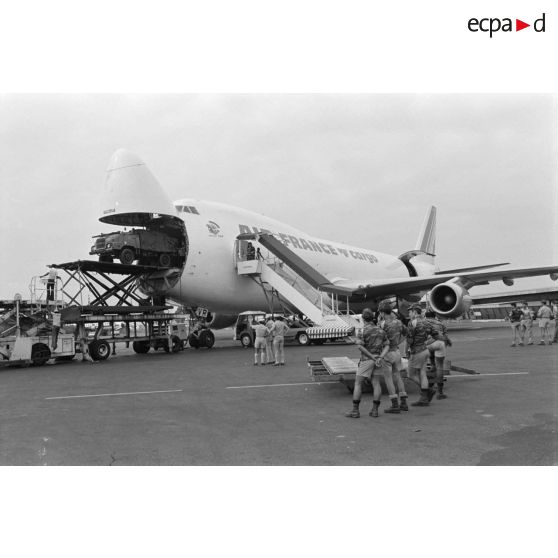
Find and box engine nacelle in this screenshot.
[205,312,238,330]
[429,282,472,318]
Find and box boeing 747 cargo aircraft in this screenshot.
[96,149,558,328]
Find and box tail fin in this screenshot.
[399,206,437,276]
[415,206,436,256]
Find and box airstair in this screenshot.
[236,234,359,339]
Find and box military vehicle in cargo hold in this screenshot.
[90,229,182,267]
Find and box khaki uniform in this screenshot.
[519,307,534,344]
[406,318,434,370]
[252,323,268,365]
[253,323,268,349]
[425,317,448,357]
[381,318,406,371]
[356,323,389,379]
[272,320,289,364]
[265,318,275,363]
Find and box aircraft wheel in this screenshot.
[89,340,111,361]
[119,247,135,265]
[132,340,151,354]
[296,332,310,346]
[240,332,253,348]
[199,329,215,348]
[188,334,200,349]
[31,343,51,366]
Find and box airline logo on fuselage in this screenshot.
[239,224,378,264]
[207,221,223,237]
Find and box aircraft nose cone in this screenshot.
[107,148,146,171]
[100,149,177,225]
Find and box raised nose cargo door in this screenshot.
[99,149,188,294]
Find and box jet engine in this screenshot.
[205,312,238,329]
[429,281,472,318]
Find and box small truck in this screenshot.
[234,311,355,347]
[90,229,181,267]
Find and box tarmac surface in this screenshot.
[0,322,556,465]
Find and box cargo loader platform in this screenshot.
[50,259,181,307]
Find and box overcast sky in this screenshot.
[0,94,556,300]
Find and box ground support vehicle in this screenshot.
[47,259,197,356]
[61,306,194,358]
[0,303,193,365]
[187,325,216,349]
[0,333,75,367]
[1,298,76,367]
[307,355,478,394]
[20,258,213,362]
[234,311,354,348]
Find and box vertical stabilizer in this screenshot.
[415,206,436,256]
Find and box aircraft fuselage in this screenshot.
[168,199,410,313]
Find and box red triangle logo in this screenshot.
[516,19,530,31]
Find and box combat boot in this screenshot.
[411,389,430,406]
[345,401,360,418]
[384,397,401,414]
[399,396,409,411]
[436,381,447,399]
[427,383,436,402]
[369,400,380,417]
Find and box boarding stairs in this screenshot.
[236,234,357,338]
[0,303,54,339]
[262,262,362,339]
[0,308,17,337]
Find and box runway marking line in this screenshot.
[226,381,320,389]
[449,372,529,378]
[226,372,529,390]
[459,336,499,341]
[45,389,183,400]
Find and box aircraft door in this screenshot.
[234,239,249,267]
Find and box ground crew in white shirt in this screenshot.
[519,302,534,346]
[271,316,289,366]
[265,316,275,364]
[537,301,552,345]
[552,301,558,344]
[252,320,269,365]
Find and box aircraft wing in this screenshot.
[334,265,558,299]
[239,232,558,299]
[435,262,509,274]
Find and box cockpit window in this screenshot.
[174,205,200,215]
